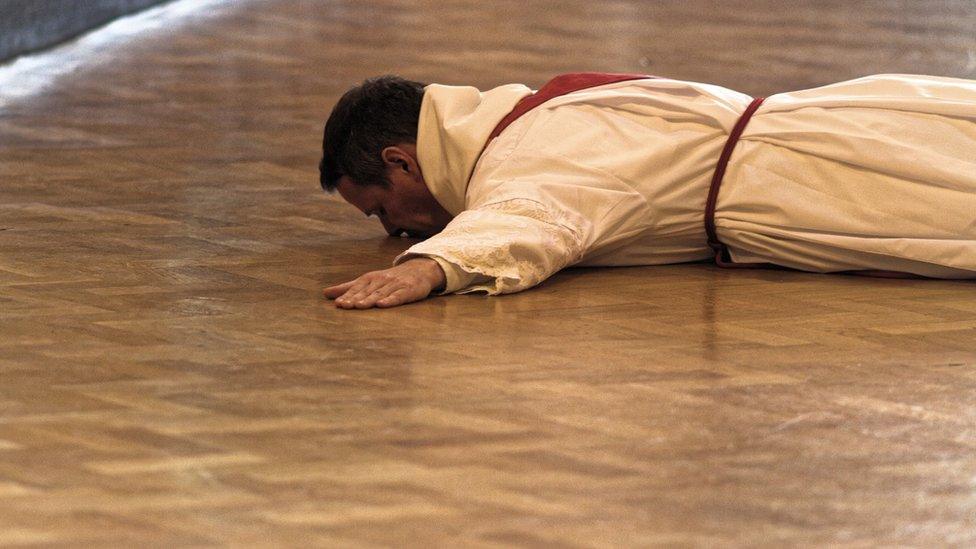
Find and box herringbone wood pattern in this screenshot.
[1,0,975,546]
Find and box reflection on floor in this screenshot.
[1,0,975,545]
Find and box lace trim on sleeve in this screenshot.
[395,198,586,295]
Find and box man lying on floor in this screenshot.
[318,73,976,309]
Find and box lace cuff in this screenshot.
[393,198,586,295]
[394,253,486,294]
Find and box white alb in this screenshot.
[394,75,976,294]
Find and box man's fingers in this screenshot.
[376,287,423,308]
[327,273,382,305]
[334,277,393,309]
[323,280,357,299]
[339,277,387,306]
[327,262,438,310]
[352,283,400,309]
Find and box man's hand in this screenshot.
[323,258,446,309]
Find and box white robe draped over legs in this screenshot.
[719,74,976,278]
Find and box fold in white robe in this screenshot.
[395,74,976,294]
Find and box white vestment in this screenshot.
[394,74,976,294]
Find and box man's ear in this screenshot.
[381,145,419,178]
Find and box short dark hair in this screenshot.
[319,75,427,192]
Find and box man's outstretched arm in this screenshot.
[323,258,446,309]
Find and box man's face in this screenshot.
[335,145,453,238]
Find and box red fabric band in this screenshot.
[704,96,766,268]
[486,72,654,144]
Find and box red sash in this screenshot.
[704,96,774,269]
[486,72,652,143]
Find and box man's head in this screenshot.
[319,75,452,238]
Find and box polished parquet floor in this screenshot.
[2,0,976,546]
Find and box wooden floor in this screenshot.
[2,0,976,545]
